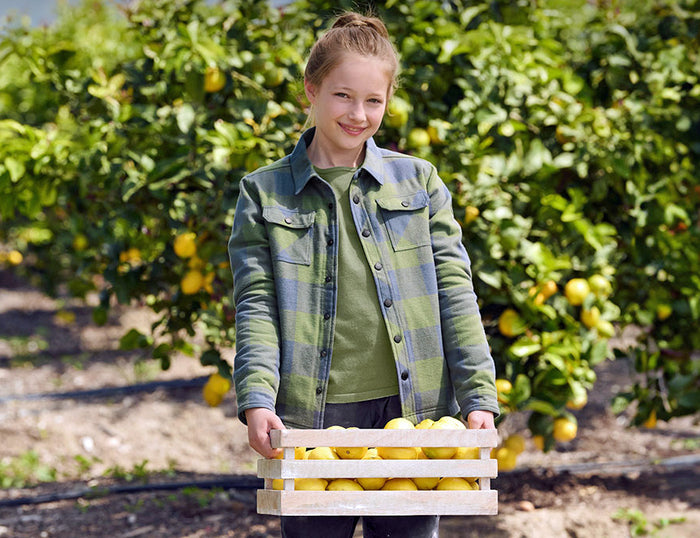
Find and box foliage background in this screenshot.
[1,0,698,444]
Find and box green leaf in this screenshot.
[176,104,196,133]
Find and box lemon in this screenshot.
[413,476,440,490]
[495,447,517,471]
[381,478,417,491]
[422,416,465,459]
[407,127,431,149]
[453,446,480,459]
[295,478,328,491]
[643,409,657,429]
[202,373,231,407]
[7,250,23,266]
[332,426,368,459]
[588,274,612,298]
[357,450,387,490]
[581,306,601,329]
[564,278,590,306]
[377,418,419,460]
[181,270,204,294]
[272,479,284,490]
[498,308,527,337]
[437,477,477,491]
[307,446,339,460]
[273,446,306,460]
[566,392,588,410]
[174,232,197,258]
[327,479,364,491]
[553,417,577,442]
[204,66,226,93]
[495,379,512,403]
[415,418,434,430]
[532,435,545,451]
[503,434,526,455]
[463,206,480,225]
[72,234,88,251]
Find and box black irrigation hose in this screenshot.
[0,476,263,508]
[0,376,209,405]
[2,454,698,509]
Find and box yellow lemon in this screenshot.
[307,446,339,460]
[413,476,440,490]
[566,392,588,410]
[294,478,327,491]
[204,66,226,93]
[564,278,590,306]
[453,446,480,459]
[495,379,512,403]
[422,416,465,459]
[7,250,23,265]
[503,434,526,455]
[332,426,368,459]
[532,435,545,451]
[202,373,231,407]
[415,418,435,430]
[174,232,197,258]
[181,270,204,294]
[377,417,419,460]
[581,306,601,329]
[357,451,386,490]
[72,234,88,251]
[272,479,284,490]
[498,308,527,337]
[495,447,517,471]
[327,479,364,491]
[553,417,577,443]
[643,409,657,429]
[437,477,477,490]
[273,446,307,460]
[381,478,417,491]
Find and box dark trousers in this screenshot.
[281,396,440,538]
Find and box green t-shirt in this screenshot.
[314,166,399,403]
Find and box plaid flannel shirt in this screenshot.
[228,128,498,429]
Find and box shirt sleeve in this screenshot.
[228,176,281,424]
[425,165,500,418]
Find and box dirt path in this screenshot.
[1,269,698,537]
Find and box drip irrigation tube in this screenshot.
[0,376,209,405]
[1,454,698,509]
[0,476,263,508]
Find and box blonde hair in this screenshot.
[304,11,400,97]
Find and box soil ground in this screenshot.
[0,269,698,537]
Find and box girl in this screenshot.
[228,11,498,538]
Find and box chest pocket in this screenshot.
[262,206,316,265]
[376,191,431,252]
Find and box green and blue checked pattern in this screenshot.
[228,129,499,429]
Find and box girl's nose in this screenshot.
[348,103,366,122]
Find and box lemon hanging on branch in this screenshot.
[202,372,231,407]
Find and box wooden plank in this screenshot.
[257,490,498,516]
[270,428,498,448]
[257,458,497,479]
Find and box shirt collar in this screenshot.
[290,128,385,195]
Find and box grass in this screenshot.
[612,508,687,536]
[0,450,57,488]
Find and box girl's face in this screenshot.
[304,53,392,167]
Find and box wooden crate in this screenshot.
[256,428,498,516]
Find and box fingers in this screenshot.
[467,410,495,430]
[245,408,286,458]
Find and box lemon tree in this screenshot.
[1,0,697,435]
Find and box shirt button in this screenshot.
[324,312,331,320]
[374,262,383,271]
[394,335,402,343]
[316,386,323,395]
[284,217,292,224]
[327,239,334,246]
[401,200,409,207]
[320,349,327,357]
[328,203,334,210]
[401,370,409,381]
[383,298,393,308]
[325,276,332,283]
[362,229,370,237]
[352,195,360,204]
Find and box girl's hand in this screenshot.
[467,410,495,430]
[244,407,286,458]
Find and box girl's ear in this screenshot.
[304,78,317,104]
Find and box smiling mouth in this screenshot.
[339,123,366,136]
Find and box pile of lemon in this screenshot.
[271,416,491,492]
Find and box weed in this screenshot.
[613,507,686,536]
[0,450,57,488]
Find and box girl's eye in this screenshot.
[335,92,349,99]
[369,98,383,104]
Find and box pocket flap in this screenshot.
[376,191,429,211]
[262,206,316,228]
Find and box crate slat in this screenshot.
[270,428,498,448]
[257,458,497,479]
[257,490,498,516]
